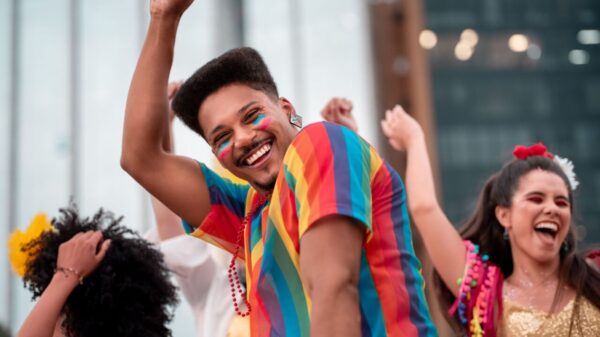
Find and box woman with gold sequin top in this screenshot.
[382,106,600,337]
[322,101,600,337]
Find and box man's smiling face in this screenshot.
[199,83,298,193]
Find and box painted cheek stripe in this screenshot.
[255,116,272,130]
[252,114,265,126]
[217,140,232,161]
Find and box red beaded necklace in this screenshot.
[228,193,269,317]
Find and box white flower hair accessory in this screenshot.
[553,155,579,191]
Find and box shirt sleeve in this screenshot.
[282,122,373,238]
[188,162,251,256]
[159,235,218,309]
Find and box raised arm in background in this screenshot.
[322,100,467,295]
[381,105,466,295]
[320,97,357,132]
[120,0,210,227]
[153,81,185,240]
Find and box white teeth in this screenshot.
[535,222,558,232]
[245,143,272,165]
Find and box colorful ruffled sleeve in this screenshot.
[449,240,504,337]
[187,162,251,257]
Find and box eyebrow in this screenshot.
[208,101,258,142]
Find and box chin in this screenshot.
[532,250,560,264]
[252,174,277,191]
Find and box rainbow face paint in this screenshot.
[217,140,232,161]
[252,114,272,130]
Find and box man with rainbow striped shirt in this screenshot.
[121,1,437,336]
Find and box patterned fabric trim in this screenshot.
[449,240,504,337]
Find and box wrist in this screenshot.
[150,10,183,23]
[55,266,84,285]
[405,130,425,149]
[148,14,182,39]
[51,271,80,290]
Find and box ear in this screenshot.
[279,97,302,128]
[495,205,511,229]
[278,97,295,118]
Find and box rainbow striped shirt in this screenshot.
[191,122,437,337]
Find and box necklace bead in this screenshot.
[228,194,268,317]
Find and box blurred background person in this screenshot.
[9,207,178,337]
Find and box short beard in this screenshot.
[253,176,276,192]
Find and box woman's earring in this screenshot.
[503,228,509,240]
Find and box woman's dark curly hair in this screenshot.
[22,206,178,337]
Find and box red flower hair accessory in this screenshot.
[513,143,554,160]
[512,142,579,190]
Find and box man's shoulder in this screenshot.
[293,121,335,141]
[292,121,369,149]
[285,121,391,176]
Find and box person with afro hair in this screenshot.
[16,206,178,337]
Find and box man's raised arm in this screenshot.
[121,0,210,226]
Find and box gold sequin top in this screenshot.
[500,296,600,337]
[452,242,600,337]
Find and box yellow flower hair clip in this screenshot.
[8,213,54,277]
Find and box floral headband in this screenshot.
[8,213,54,277]
[513,143,579,190]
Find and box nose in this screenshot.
[233,125,256,151]
[543,201,559,216]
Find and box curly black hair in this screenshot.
[22,206,178,337]
[172,47,279,138]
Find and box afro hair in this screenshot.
[22,206,178,337]
[172,47,279,138]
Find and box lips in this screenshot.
[246,143,271,165]
[533,222,559,243]
[237,139,273,167]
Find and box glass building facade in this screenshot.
[425,0,600,245]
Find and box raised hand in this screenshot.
[56,231,111,280]
[150,0,194,18]
[321,97,358,132]
[380,105,424,152]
